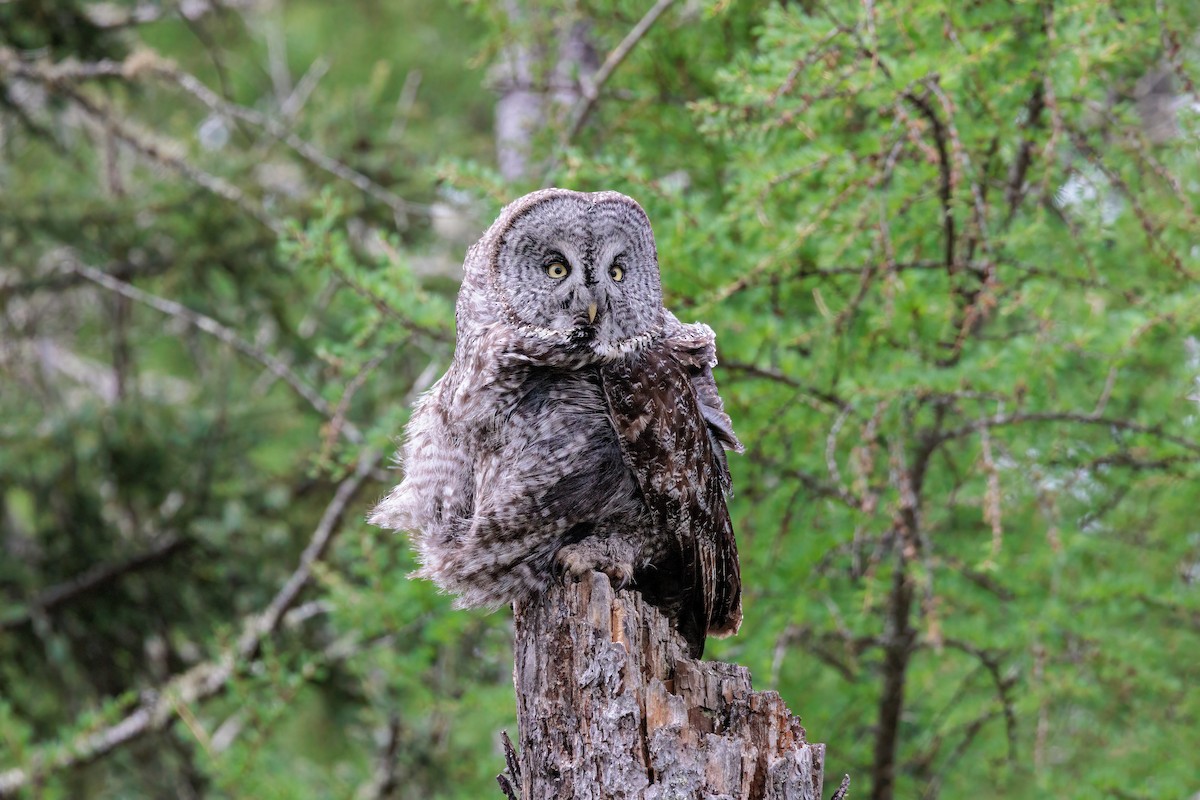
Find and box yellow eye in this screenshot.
[609,265,625,282]
[546,262,569,279]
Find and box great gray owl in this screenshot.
[369,188,742,656]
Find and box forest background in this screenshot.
[2,1,1199,798]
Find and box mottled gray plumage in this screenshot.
[369,189,742,656]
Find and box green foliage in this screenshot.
[2,1,1199,798]
[550,3,1200,797]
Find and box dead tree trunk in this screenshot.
[508,572,827,799]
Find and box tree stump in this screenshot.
[510,572,826,799]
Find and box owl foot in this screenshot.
[553,542,635,591]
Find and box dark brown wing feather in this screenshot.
[600,347,742,655]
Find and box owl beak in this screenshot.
[587,303,598,324]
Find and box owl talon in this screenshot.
[553,544,635,592]
[553,546,593,583]
[607,564,634,592]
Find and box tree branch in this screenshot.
[238,446,381,659]
[932,411,1200,455]
[0,448,381,797]
[720,360,848,409]
[870,545,916,800]
[1002,80,1045,224]
[0,48,429,223]
[1,534,191,632]
[942,638,1017,763]
[54,82,282,234]
[900,89,955,273]
[564,0,676,142]
[356,713,402,800]
[68,257,366,445]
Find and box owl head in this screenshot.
[474,189,664,356]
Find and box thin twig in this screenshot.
[0,449,381,797]
[1092,367,1117,418]
[977,411,1003,565]
[327,267,453,344]
[1065,124,1193,279]
[1,535,191,631]
[63,85,282,233]
[322,338,407,457]
[389,69,423,141]
[69,258,366,445]
[942,638,1018,762]
[496,729,522,799]
[747,453,863,510]
[719,360,847,408]
[281,56,331,120]
[0,49,430,221]
[157,60,430,219]
[933,411,1200,455]
[564,0,676,142]
[357,713,402,800]
[239,447,381,659]
[826,404,854,496]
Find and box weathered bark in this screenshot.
[511,572,826,799]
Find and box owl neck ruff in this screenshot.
[492,295,667,361]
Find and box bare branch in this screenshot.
[0,448,381,797]
[155,59,431,221]
[1,535,191,632]
[933,410,1200,456]
[238,447,381,659]
[719,360,847,409]
[356,713,402,800]
[564,0,676,142]
[942,638,1018,763]
[281,56,330,120]
[68,257,366,445]
[36,80,283,234]
[0,48,430,223]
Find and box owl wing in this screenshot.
[666,317,744,485]
[600,344,742,652]
[367,375,479,585]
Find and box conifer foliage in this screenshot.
[2,2,1198,798]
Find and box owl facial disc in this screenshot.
[489,189,665,354]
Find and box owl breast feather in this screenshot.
[370,320,741,655]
